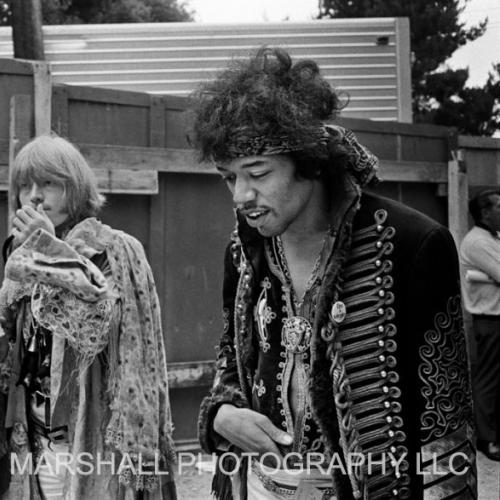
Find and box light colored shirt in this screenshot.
[460,226,500,315]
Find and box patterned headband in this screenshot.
[226,127,330,158]
[224,125,379,188]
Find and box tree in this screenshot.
[0,0,193,26]
[425,64,500,135]
[11,0,45,59]
[319,0,499,136]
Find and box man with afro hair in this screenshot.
[193,47,476,500]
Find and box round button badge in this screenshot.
[331,301,346,323]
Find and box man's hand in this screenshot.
[214,404,293,465]
[12,204,55,246]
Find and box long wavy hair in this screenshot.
[190,46,352,182]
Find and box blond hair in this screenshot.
[10,134,105,223]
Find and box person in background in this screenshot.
[192,47,476,499]
[460,189,500,462]
[0,135,176,499]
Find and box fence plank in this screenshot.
[60,84,151,107]
[94,169,158,194]
[148,95,167,304]
[0,139,8,165]
[379,160,447,183]
[448,152,468,247]
[0,139,451,183]
[52,85,69,137]
[78,143,211,172]
[0,165,158,194]
[459,135,500,150]
[32,62,52,136]
[76,143,449,181]
[338,117,449,138]
[448,132,468,247]
[167,360,215,389]
[149,96,166,147]
[8,95,33,226]
[0,163,8,188]
[0,58,35,75]
[0,157,454,190]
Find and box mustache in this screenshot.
[238,203,270,211]
[237,203,258,211]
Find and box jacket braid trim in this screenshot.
[334,209,411,499]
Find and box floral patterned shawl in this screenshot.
[0,218,175,498]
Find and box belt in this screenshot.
[251,460,335,499]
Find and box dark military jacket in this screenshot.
[200,192,476,500]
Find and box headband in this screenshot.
[224,125,379,188]
[226,127,330,158]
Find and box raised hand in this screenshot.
[12,203,55,245]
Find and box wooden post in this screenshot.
[447,130,468,248]
[8,95,33,229]
[52,85,69,137]
[449,133,474,369]
[11,0,45,60]
[395,17,412,123]
[32,62,52,135]
[148,96,167,303]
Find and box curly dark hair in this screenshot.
[190,46,351,180]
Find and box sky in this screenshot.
[187,0,319,23]
[186,0,500,86]
[447,0,500,86]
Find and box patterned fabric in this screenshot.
[32,285,112,369]
[224,125,379,189]
[329,208,406,499]
[261,235,329,459]
[0,342,12,395]
[418,295,474,442]
[334,127,379,187]
[226,127,330,158]
[0,218,176,499]
[6,229,108,302]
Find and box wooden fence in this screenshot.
[1,58,499,444]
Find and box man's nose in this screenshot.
[29,184,43,204]
[232,178,255,206]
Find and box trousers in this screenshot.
[472,315,500,443]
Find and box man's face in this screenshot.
[19,178,69,227]
[483,194,500,233]
[217,154,317,238]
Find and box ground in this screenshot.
[175,451,500,499]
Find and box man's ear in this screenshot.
[481,207,491,224]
